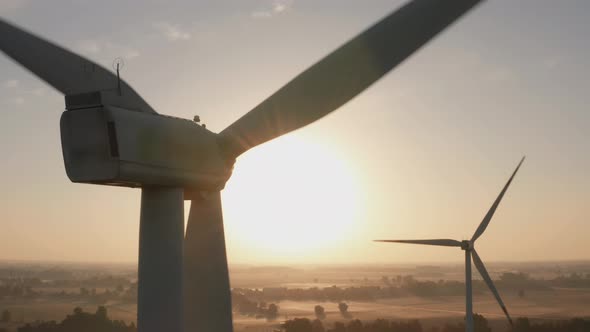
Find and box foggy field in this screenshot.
[229,261,590,288]
[233,289,590,331]
[271,289,590,319]
[229,262,590,331]
[1,261,589,331]
[2,288,588,332]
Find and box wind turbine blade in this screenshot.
[471,249,513,326]
[374,239,462,247]
[219,0,483,158]
[0,18,156,113]
[184,192,233,332]
[471,157,525,242]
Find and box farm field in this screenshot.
[1,261,589,331]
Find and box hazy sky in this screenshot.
[0,0,588,265]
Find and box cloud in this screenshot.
[2,96,26,106]
[273,1,289,13]
[153,22,191,41]
[251,0,292,19]
[123,49,140,59]
[541,56,565,70]
[2,80,19,88]
[76,39,141,62]
[77,40,101,54]
[0,0,29,13]
[251,11,273,19]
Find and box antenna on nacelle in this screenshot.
[112,57,125,96]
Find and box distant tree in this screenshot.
[366,318,390,331]
[473,314,491,332]
[314,305,326,320]
[232,292,258,316]
[18,306,135,332]
[311,319,325,332]
[266,303,279,321]
[280,317,590,332]
[347,319,363,332]
[284,318,313,332]
[1,309,11,322]
[328,321,345,332]
[338,302,350,318]
[96,306,108,320]
[442,322,463,332]
[499,272,530,283]
[512,317,531,332]
[403,275,416,286]
[511,317,590,332]
[405,319,423,332]
[441,314,490,332]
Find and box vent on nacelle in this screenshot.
[107,121,120,157]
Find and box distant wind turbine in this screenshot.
[376,157,525,332]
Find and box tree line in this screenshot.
[232,292,279,320]
[2,272,588,305]
[232,272,590,303]
[282,315,590,332]
[15,307,135,332]
[2,306,587,332]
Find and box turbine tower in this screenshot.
[0,1,484,331]
[376,157,524,332]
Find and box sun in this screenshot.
[221,133,363,263]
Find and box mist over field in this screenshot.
[0,260,588,331]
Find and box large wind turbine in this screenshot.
[0,1,484,331]
[376,157,525,332]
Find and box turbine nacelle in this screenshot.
[61,91,235,193]
[460,240,473,251]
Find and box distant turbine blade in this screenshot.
[471,249,513,326]
[471,157,525,242]
[374,239,462,247]
[0,18,156,113]
[220,0,484,158]
[184,192,233,332]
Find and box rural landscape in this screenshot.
[0,261,588,331]
[1,0,589,331]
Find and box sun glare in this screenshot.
[222,134,363,262]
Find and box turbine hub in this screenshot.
[461,240,473,251]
